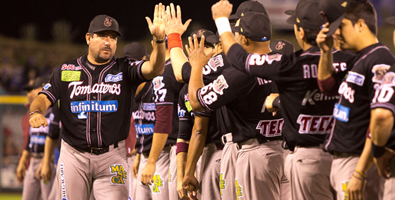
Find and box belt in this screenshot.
[221,133,233,145]
[31,153,44,159]
[332,151,360,158]
[237,138,280,150]
[76,142,119,155]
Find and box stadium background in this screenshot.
[0,0,394,198]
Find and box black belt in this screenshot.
[333,151,360,158]
[75,142,119,155]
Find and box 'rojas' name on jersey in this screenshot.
[68,81,121,99]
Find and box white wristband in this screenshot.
[215,17,232,36]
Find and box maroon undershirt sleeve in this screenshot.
[317,74,337,96]
[154,104,173,134]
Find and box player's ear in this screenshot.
[356,19,366,33]
[299,27,305,41]
[86,33,92,45]
[242,35,248,46]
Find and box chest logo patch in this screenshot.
[346,71,365,86]
[105,72,123,82]
[110,164,127,185]
[61,71,81,82]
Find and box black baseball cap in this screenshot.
[270,39,295,57]
[123,42,148,60]
[190,29,216,47]
[233,12,272,42]
[24,75,50,91]
[385,17,395,26]
[285,0,325,31]
[319,0,351,36]
[229,1,268,20]
[88,14,122,36]
[206,32,220,46]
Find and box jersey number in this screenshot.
[373,86,394,103]
[154,89,167,102]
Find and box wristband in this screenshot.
[29,111,42,117]
[352,173,365,181]
[371,141,386,158]
[176,142,189,155]
[355,169,366,179]
[272,96,281,109]
[153,37,165,43]
[215,17,232,36]
[167,33,183,51]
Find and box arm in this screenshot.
[348,138,374,200]
[140,132,168,185]
[141,3,166,80]
[370,108,395,178]
[16,150,30,183]
[176,139,188,199]
[316,22,336,94]
[29,94,52,128]
[133,153,141,178]
[37,137,58,182]
[182,115,210,195]
[164,3,191,82]
[188,35,214,112]
[211,1,234,55]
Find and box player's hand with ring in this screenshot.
[163,3,191,37]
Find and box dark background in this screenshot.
[1,0,245,43]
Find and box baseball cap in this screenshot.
[285,0,325,31]
[233,12,272,42]
[270,39,295,57]
[319,0,351,36]
[229,1,268,20]
[24,75,50,91]
[88,14,122,36]
[385,17,395,26]
[206,32,220,46]
[190,29,216,47]
[123,42,148,60]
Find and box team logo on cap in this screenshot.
[197,29,205,37]
[104,17,113,27]
[275,41,285,50]
[341,1,348,7]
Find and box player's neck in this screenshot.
[355,34,379,52]
[245,41,271,54]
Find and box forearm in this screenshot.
[147,133,169,164]
[42,137,57,165]
[19,150,31,164]
[184,116,209,176]
[370,108,394,146]
[220,32,236,55]
[188,59,204,111]
[318,50,335,80]
[170,47,188,82]
[143,42,166,80]
[355,138,374,174]
[30,94,51,114]
[177,152,187,178]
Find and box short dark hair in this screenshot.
[296,25,319,46]
[344,0,377,36]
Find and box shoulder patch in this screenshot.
[346,71,365,86]
[372,64,391,83]
[152,76,165,90]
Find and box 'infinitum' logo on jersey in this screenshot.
[70,100,118,119]
[69,81,121,99]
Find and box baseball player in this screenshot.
[317,0,394,199]
[139,44,184,200]
[370,66,395,199]
[210,0,354,199]
[17,76,55,200]
[28,5,167,199]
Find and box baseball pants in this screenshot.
[197,143,222,200]
[280,149,291,200]
[284,146,333,200]
[383,156,395,200]
[220,133,238,200]
[22,157,55,200]
[135,146,170,200]
[235,138,284,200]
[127,154,137,200]
[56,140,128,200]
[331,155,384,200]
[169,145,182,200]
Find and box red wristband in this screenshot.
[168,33,183,51]
[176,142,189,155]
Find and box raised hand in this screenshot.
[187,34,214,69]
[163,3,191,36]
[316,22,334,53]
[146,3,166,41]
[211,0,233,21]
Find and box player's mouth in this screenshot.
[101,47,112,53]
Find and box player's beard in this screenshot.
[95,47,113,63]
